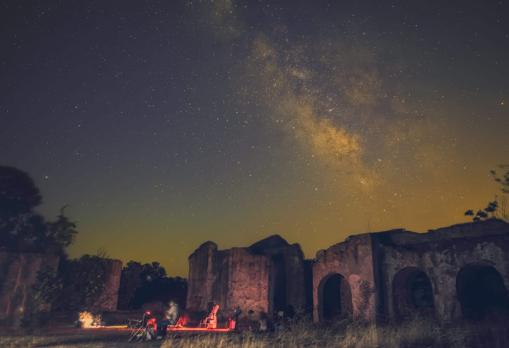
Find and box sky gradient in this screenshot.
[1,0,508,276]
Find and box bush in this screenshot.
[55,255,108,311]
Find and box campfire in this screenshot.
[78,311,103,328]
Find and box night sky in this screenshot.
[1,0,508,277]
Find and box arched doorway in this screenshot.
[456,263,509,320]
[393,267,435,320]
[318,273,352,321]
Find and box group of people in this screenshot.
[139,301,296,340]
[238,305,296,332]
[151,300,181,340]
[144,300,228,340]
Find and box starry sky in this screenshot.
[1,0,508,277]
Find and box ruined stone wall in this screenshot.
[189,220,509,324]
[93,258,123,311]
[187,236,307,317]
[226,248,270,314]
[376,220,509,322]
[210,250,230,312]
[279,245,307,312]
[312,234,377,322]
[186,241,220,312]
[0,252,60,325]
[249,236,308,313]
[187,243,270,316]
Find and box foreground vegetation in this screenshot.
[1,318,508,348]
[165,319,508,348]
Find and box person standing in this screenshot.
[157,301,180,339]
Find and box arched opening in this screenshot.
[393,267,434,320]
[269,255,287,313]
[456,263,509,321]
[318,273,352,321]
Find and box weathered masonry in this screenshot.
[93,259,123,311]
[186,235,311,316]
[0,252,59,326]
[187,219,509,323]
[313,219,509,323]
[0,252,123,326]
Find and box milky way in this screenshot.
[1,0,508,276]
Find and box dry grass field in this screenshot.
[1,318,508,348]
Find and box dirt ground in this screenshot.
[0,328,139,348]
[0,327,242,348]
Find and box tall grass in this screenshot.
[160,318,509,348]
[1,318,508,347]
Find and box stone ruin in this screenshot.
[186,235,312,317]
[187,219,509,323]
[0,252,60,326]
[0,252,122,326]
[3,219,508,326]
[93,258,123,311]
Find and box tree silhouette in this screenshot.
[46,206,78,250]
[55,255,108,311]
[491,165,509,194]
[465,165,509,222]
[118,261,187,309]
[0,165,77,254]
[464,201,496,222]
[0,166,42,215]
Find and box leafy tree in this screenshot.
[45,206,78,251]
[32,266,63,307]
[0,166,77,254]
[465,165,509,222]
[0,166,42,250]
[118,261,187,309]
[137,275,187,309]
[22,266,64,328]
[26,252,113,316]
[465,201,498,222]
[491,165,509,194]
[141,261,167,281]
[56,255,108,311]
[0,166,42,216]
[491,165,509,221]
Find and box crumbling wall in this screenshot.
[226,248,270,314]
[0,252,59,326]
[189,220,509,324]
[312,234,377,322]
[249,235,308,313]
[186,241,219,312]
[377,220,509,322]
[93,258,123,311]
[187,243,270,316]
[187,235,307,318]
[279,245,308,312]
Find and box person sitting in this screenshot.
[258,311,268,332]
[201,303,220,329]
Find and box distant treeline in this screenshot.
[118,261,187,310]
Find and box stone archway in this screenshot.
[318,273,352,321]
[393,267,435,320]
[456,263,509,320]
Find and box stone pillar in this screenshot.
[93,259,123,311]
